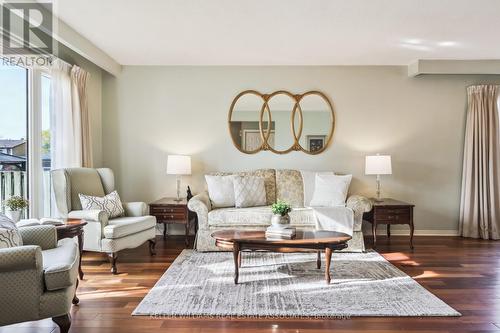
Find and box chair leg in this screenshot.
[108,252,118,274]
[148,239,156,256]
[52,314,71,333]
[72,278,80,305]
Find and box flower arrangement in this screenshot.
[271,200,292,216]
[3,196,29,211]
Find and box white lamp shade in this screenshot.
[167,155,191,175]
[365,155,392,175]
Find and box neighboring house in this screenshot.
[0,139,26,156]
[0,152,26,171]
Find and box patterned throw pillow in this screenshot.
[0,213,22,249]
[233,176,267,208]
[79,191,125,218]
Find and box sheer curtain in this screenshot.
[459,85,500,240]
[50,59,92,169]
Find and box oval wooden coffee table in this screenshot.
[211,229,351,284]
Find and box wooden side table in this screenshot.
[56,218,87,280]
[363,198,415,249]
[149,197,196,246]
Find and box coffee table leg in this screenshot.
[325,247,332,284]
[316,251,321,269]
[233,242,240,284]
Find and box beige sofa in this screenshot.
[188,169,372,252]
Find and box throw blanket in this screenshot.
[300,170,354,236]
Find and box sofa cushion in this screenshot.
[210,169,276,205]
[103,216,156,239]
[42,238,79,291]
[275,169,304,208]
[208,206,316,227]
[233,176,267,208]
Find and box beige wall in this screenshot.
[102,66,500,234]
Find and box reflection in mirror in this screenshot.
[299,93,333,153]
[266,92,296,153]
[229,92,272,153]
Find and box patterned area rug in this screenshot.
[133,250,460,317]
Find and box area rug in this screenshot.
[133,250,460,317]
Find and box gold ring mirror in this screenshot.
[228,90,335,155]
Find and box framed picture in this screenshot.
[307,135,326,152]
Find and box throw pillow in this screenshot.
[205,175,236,208]
[79,190,125,218]
[233,176,267,208]
[309,174,352,207]
[0,213,22,248]
[300,170,335,206]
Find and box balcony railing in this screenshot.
[0,170,52,217]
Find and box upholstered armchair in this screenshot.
[51,167,156,274]
[0,225,78,333]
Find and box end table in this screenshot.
[363,198,415,249]
[56,218,87,280]
[149,197,197,247]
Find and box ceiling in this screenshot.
[51,0,500,66]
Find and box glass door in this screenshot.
[0,63,28,217]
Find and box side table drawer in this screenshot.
[151,206,185,214]
[156,213,187,221]
[376,214,410,224]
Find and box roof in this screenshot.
[0,139,26,149]
[0,152,26,163]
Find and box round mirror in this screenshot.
[228,90,270,154]
[297,92,335,154]
[265,91,297,154]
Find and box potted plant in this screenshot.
[3,196,29,223]
[271,200,292,228]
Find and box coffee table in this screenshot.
[211,229,351,284]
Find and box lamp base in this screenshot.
[373,197,385,203]
[173,198,183,202]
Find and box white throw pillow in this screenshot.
[205,175,236,208]
[300,170,335,206]
[233,176,267,208]
[0,213,22,248]
[79,190,125,218]
[309,174,352,207]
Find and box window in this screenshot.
[0,62,53,218]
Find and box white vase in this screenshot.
[271,214,290,228]
[6,210,21,223]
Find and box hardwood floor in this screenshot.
[2,235,500,333]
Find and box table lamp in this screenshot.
[167,155,191,201]
[365,154,392,202]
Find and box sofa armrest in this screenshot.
[122,202,148,217]
[18,225,57,250]
[68,209,109,226]
[0,245,43,272]
[346,195,373,217]
[187,191,211,229]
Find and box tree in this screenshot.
[41,130,50,155]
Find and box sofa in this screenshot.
[0,225,79,333]
[188,169,372,252]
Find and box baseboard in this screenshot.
[374,229,460,236]
[158,225,460,237]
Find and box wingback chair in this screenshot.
[51,167,156,274]
[0,225,79,333]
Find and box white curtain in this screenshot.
[50,59,91,169]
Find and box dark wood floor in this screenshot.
[2,235,500,333]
